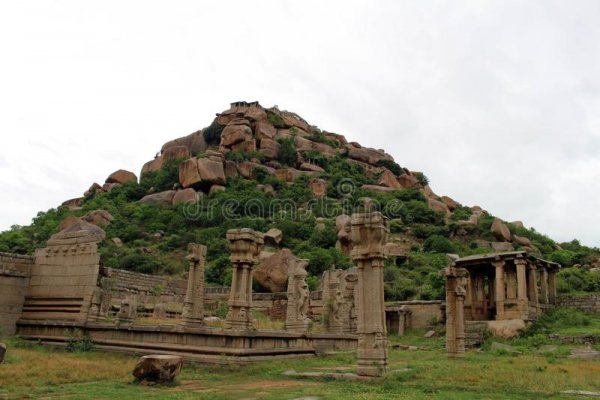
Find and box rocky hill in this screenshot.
[1,101,599,299]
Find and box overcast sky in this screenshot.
[0,1,599,247]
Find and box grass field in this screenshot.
[1,329,600,400]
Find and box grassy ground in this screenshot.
[1,330,600,400]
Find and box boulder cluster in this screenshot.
[132,102,452,210]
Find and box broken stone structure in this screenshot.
[88,267,112,322]
[225,228,264,330]
[285,258,311,334]
[351,211,389,377]
[22,220,105,323]
[181,243,207,327]
[443,266,469,356]
[444,251,560,352]
[117,296,138,323]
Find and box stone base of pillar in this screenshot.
[357,333,388,377]
[285,320,309,334]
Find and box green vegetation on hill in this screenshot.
[1,109,599,300]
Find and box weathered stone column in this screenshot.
[539,267,549,304]
[225,229,264,330]
[515,258,528,317]
[181,243,207,327]
[527,264,539,306]
[493,260,505,319]
[548,269,557,304]
[444,266,469,356]
[285,258,311,334]
[351,211,388,377]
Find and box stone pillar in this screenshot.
[323,269,344,334]
[181,243,207,327]
[351,211,388,377]
[224,229,264,330]
[285,258,311,334]
[515,258,528,317]
[341,270,359,334]
[493,260,505,320]
[548,269,557,304]
[539,267,549,304]
[527,264,539,305]
[506,268,517,299]
[444,266,468,356]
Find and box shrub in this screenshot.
[267,112,285,128]
[203,121,224,146]
[376,159,403,176]
[277,137,296,166]
[424,235,456,254]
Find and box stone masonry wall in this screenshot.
[106,268,187,304]
[0,252,33,336]
[556,295,600,313]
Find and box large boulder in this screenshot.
[491,218,512,242]
[61,197,83,211]
[441,196,460,211]
[513,234,533,248]
[82,210,114,226]
[427,198,451,216]
[259,138,280,159]
[254,249,298,293]
[162,145,191,162]
[378,169,402,189]
[220,119,253,148]
[172,188,199,206]
[140,190,176,206]
[132,355,183,385]
[244,106,267,121]
[161,130,207,156]
[178,158,226,189]
[397,173,420,189]
[50,219,106,244]
[141,158,163,176]
[255,121,277,140]
[347,144,392,165]
[106,169,137,185]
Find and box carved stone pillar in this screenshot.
[444,266,469,356]
[224,229,264,330]
[181,243,207,327]
[515,258,528,317]
[285,258,311,334]
[492,260,505,320]
[351,211,388,377]
[527,264,539,306]
[539,267,549,304]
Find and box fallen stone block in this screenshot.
[133,355,183,385]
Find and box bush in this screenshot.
[424,235,456,254]
[376,159,403,176]
[203,121,224,146]
[277,137,296,167]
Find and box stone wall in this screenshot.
[386,300,445,329]
[556,295,600,313]
[106,268,187,304]
[0,252,33,337]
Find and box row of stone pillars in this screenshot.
[177,211,389,377]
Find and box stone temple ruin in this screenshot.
[0,210,398,376]
[444,251,560,355]
[0,207,561,374]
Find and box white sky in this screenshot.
[0,0,599,247]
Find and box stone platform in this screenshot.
[16,320,357,364]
